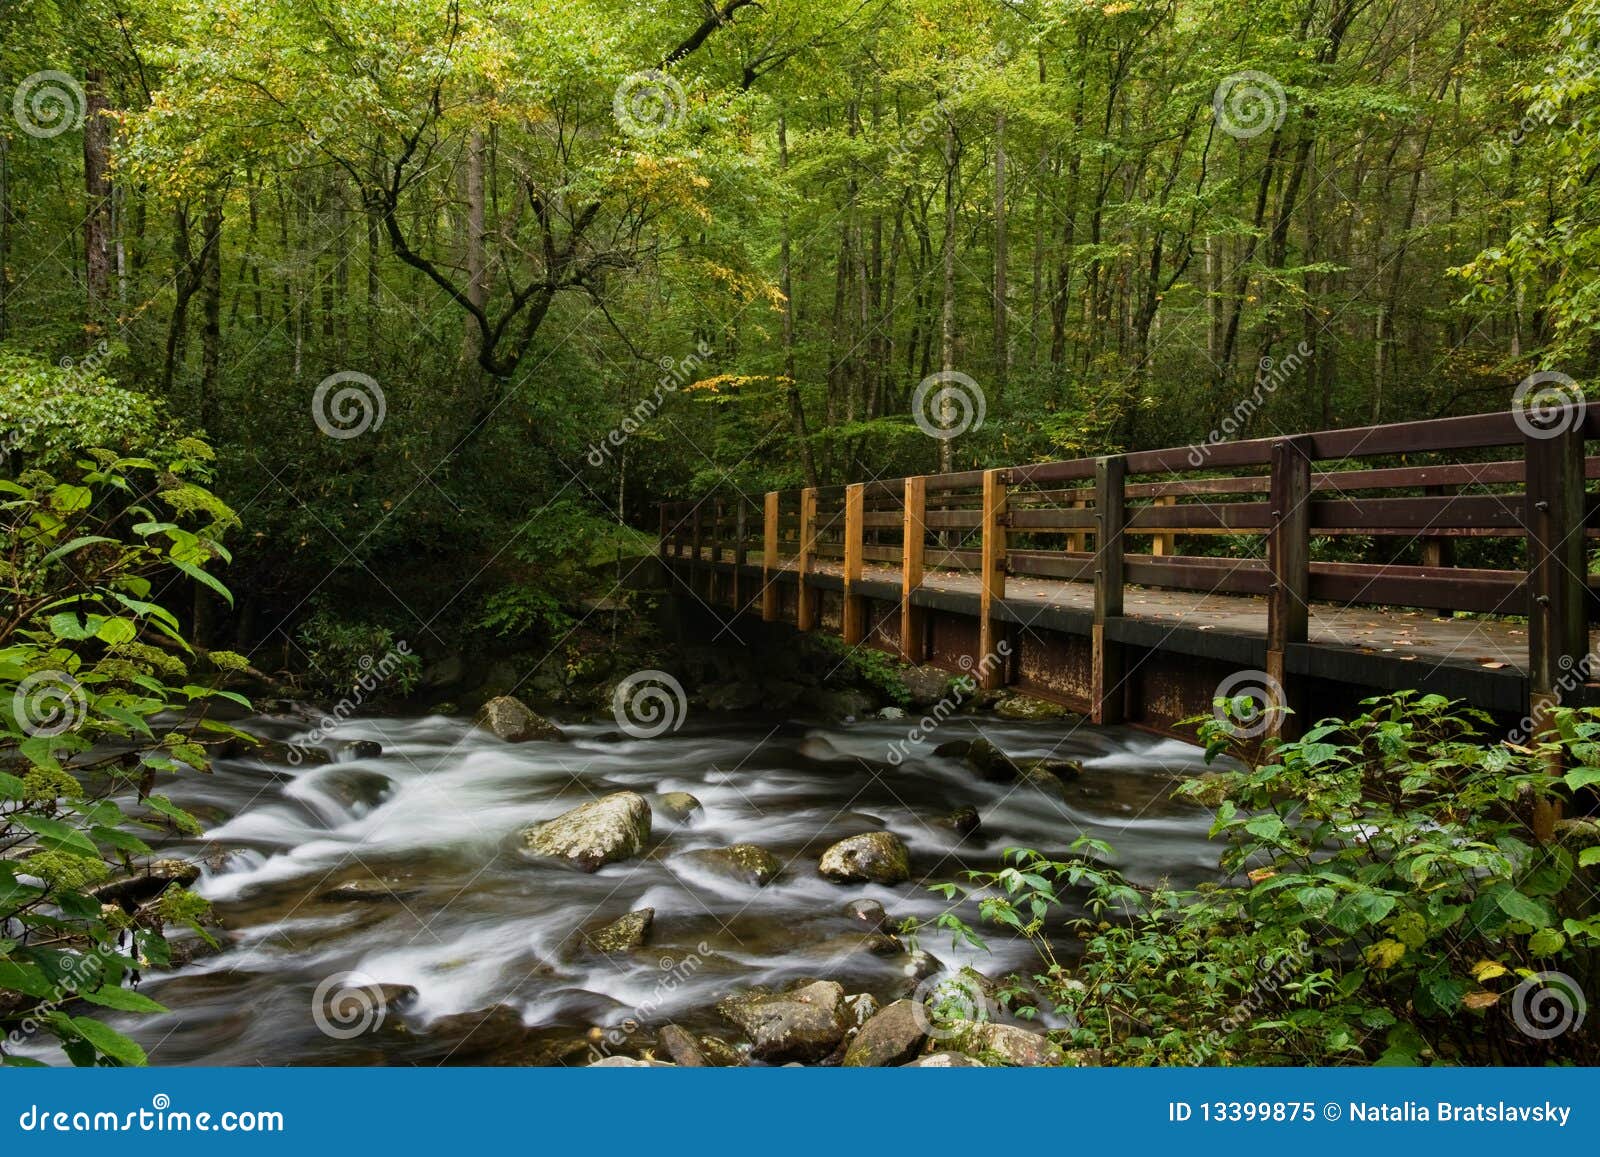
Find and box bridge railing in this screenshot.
[660,404,1597,724]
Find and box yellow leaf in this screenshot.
[1471,959,1509,982]
[1364,939,1406,969]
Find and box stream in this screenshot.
[31,709,1222,1065]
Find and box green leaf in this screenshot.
[1496,889,1552,929]
[42,535,118,564]
[94,617,138,645]
[16,815,99,858]
[77,985,168,1014]
[0,959,59,998]
[1579,847,1600,868]
[172,560,233,607]
[1563,767,1600,791]
[66,1015,148,1065]
[1528,928,1567,956]
[47,612,95,640]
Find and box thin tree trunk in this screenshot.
[993,110,1008,395]
[778,116,818,488]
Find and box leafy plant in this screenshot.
[293,612,421,701]
[0,445,247,1066]
[927,693,1600,1066]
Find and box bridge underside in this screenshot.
[666,554,1543,741]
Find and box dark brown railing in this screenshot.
[659,405,1596,740]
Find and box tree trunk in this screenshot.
[778,116,818,488]
[992,110,1008,395]
[82,69,113,335]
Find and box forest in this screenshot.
[2,0,1600,1070]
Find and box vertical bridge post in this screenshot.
[980,468,1008,688]
[1092,455,1126,723]
[732,498,748,613]
[761,491,780,622]
[690,501,704,594]
[842,483,865,644]
[901,476,927,663]
[1525,417,1587,842]
[796,486,818,631]
[1267,436,1313,738]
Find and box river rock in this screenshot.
[716,980,853,1063]
[89,859,201,908]
[681,843,782,887]
[904,1051,985,1067]
[320,877,421,903]
[474,695,565,743]
[903,666,957,709]
[994,693,1073,721]
[323,767,394,810]
[934,805,981,837]
[843,897,889,930]
[696,1035,747,1066]
[657,1024,710,1066]
[1017,756,1084,781]
[817,832,910,885]
[844,992,881,1028]
[589,1055,673,1067]
[843,999,928,1067]
[657,791,703,823]
[520,791,651,871]
[944,1020,1066,1066]
[334,739,383,762]
[937,736,1018,782]
[584,908,653,953]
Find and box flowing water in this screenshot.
[33,710,1223,1065]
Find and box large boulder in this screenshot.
[936,736,1018,783]
[716,981,852,1063]
[589,1056,673,1067]
[520,792,651,872]
[818,832,911,885]
[583,908,653,953]
[474,695,565,743]
[843,999,928,1067]
[680,843,782,887]
[944,1020,1065,1066]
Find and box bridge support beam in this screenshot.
[1526,420,1588,842]
[979,468,1008,688]
[761,491,779,622]
[796,486,818,631]
[900,476,927,663]
[842,483,865,645]
[1092,455,1126,723]
[1267,436,1314,739]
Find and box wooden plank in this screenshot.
[979,468,1008,688]
[842,483,865,645]
[901,476,927,663]
[1092,455,1127,723]
[1525,421,1588,841]
[761,491,780,622]
[1267,436,1314,738]
[1151,494,1176,556]
[797,487,818,631]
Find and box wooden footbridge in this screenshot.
[658,406,1597,742]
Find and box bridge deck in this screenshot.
[788,560,1535,674]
